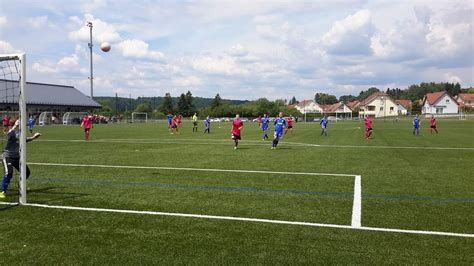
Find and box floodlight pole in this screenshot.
[87,21,94,100]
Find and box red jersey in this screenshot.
[172,117,178,127]
[364,118,372,129]
[431,118,436,126]
[232,119,243,136]
[287,117,294,126]
[3,116,10,126]
[177,115,183,123]
[82,116,92,129]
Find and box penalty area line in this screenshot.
[29,162,356,177]
[18,202,474,238]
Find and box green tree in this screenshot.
[289,96,298,105]
[159,93,174,114]
[314,93,338,105]
[185,91,196,116]
[339,95,357,103]
[211,93,222,110]
[135,103,152,113]
[177,93,188,115]
[358,87,380,100]
[97,105,113,117]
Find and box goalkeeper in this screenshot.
[0,119,41,199]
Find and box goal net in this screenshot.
[63,112,87,125]
[132,112,148,123]
[0,54,27,205]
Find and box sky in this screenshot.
[0,0,473,101]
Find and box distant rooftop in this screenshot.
[0,79,101,108]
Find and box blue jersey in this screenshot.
[204,118,210,127]
[28,118,35,127]
[320,118,328,128]
[261,117,269,130]
[413,117,420,128]
[274,117,286,132]
[167,115,173,124]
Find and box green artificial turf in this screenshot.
[1,118,473,264]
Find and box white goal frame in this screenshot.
[38,111,53,126]
[131,112,148,123]
[0,53,27,204]
[62,112,87,125]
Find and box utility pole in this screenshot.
[87,21,94,99]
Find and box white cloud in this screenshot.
[81,0,107,13]
[57,54,79,67]
[173,76,202,87]
[226,44,248,57]
[0,16,7,27]
[321,9,373,55]
[444,73,462,84]
[32,62,58,74]
[116,39,164,60]
[27,16,54,28]
[68,14,121,43]
[0,41,21,53]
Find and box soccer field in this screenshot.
[1,118,473,264]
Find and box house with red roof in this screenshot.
[455,93,474,110]
[294,100,323,114]
[321,102,354,119]
[422,91,458,115]
[358,92,398,118]
[395,99,412,115]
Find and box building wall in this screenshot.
[360,97,398,117]
[296,103,323,114]
[422,95,459,114]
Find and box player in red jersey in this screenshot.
[231,114,244,149]
[2,115,10,132]
[430,115,438,134]
[81,114,93,140]
[364,115,373,139]
[171,115,179,134]
[177,114,183,130]
[285,115,294,135]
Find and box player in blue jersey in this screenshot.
[320,116,328,136]
[167,114,173,130]
[27,116,35,134]
[204,116,211,134]
[413,114,420,136]
[271,112,286,149]
[261,114,270,140]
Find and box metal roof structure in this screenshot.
[0,79,101,108]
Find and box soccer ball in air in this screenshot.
[101,42,111,52]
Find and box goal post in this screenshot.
[63,112,87,125]
[132,112,148,123]
[0,53,27,204]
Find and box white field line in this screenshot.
[37,139,474,150]
[4,202,470,238]
[28,162,356,177]
[351,175,362,228]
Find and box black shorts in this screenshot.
[366,128,372,132]
[287,126,293,129]
[430,125,436,129]
[84,128,91,132]
[232,134,241,140]
[193,122,198,126]
[172,125,177,129]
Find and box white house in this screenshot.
[396,99,412,115]
[359,92,398,118]
[422,91,459,115]
[294,100,323,114]
[322,102,353,119]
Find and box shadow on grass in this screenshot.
[8,186,91,205]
